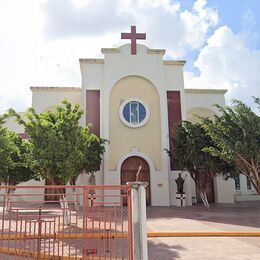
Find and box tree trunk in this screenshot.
[251,168,260,195]
[251,178,260,195]
[88,173,96,196]
[199,191,210,209]
[47,177,70,225]
[5,180,15,212]
[192,171,211,209]
[69,179,80,211]
[59,195,70,225]
[255,185,260,195]
[5,186,11,212]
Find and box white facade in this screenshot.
[5,43,259,205]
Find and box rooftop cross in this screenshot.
[121,26,146,55]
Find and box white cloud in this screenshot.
[184,25,260,106]
[0,0,220,113]
[179,0,218,51]
[30,34,119,87]
[1,0,257,113]
[41,0,134,39]
[0,0,42,112]
[41,0,218,57]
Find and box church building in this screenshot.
[6,26,257,206]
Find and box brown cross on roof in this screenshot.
[121,26,146,55]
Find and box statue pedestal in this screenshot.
[176,193,186,207]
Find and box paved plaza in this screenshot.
[147,201,260,260]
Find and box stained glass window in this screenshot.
[122,101,147,124]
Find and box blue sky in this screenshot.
[180,0,260,38]
[182,0,260,73]
[0,0,259,113]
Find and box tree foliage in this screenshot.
[202,98,260,194]
[8,100,106,185]
[70,127,106,185]
[167,121,238,208]
[0,114,33,185]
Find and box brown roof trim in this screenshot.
[185,88,228,94]
[163,60,186,66]
[30,87,81,92]
[79,58,104,64]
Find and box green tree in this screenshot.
[70,127,106,186]
[0,114,33,186]
[203,98,260,194]
[167,121,237,209]
[9,100,106,187]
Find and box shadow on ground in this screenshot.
[148,239,185,259]
[146,201,260,229]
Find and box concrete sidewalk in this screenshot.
[146,202,260,260]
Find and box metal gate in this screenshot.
[0,185,133,259]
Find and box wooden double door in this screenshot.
[121,156,151,205]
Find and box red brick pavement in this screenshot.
[147,202,260,260]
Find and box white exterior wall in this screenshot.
[79,44,235,206]
[6,42,258,205]
[80,60,104,126]
[4,88,83,132]
[185,89,238,204]
[31,87,84,126]
[185,90,226,113]
[98,44,172,206]
[214,177,234,203]
[169,171,194,206]
[0,179,45,203]
[96,44,186,206]
[164,64,185,91]
[31,87,82,112]
[80,60,104,90]
[5,116,25,133]
[234,174,260,201]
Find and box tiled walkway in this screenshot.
[147,202,260,260]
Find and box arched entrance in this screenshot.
[121,156,151,205]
